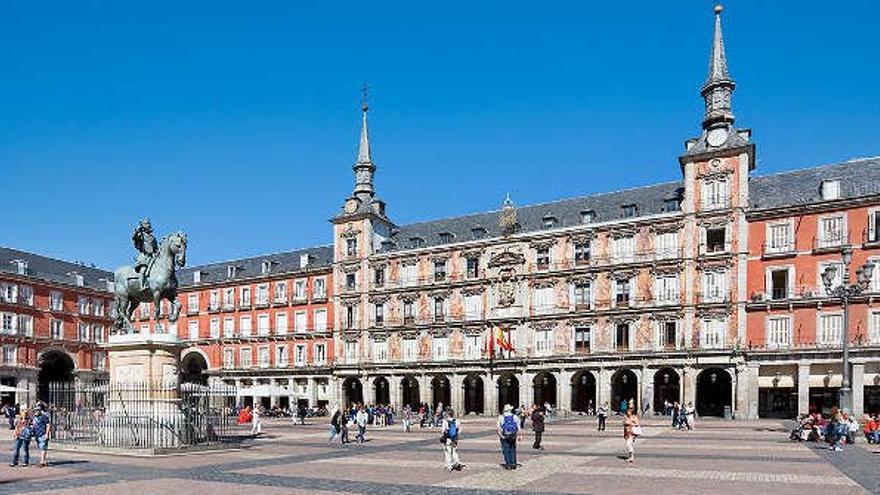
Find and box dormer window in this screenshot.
[261,261,273,275]
[299,254,311,268]
[410,237,425,249]
[438,232,454,244]
[71,272,84,287]
[193,271,202,284]
[471,227,487,240]
[821,179,841,201]
[542,216,557,229]
[227,266,237,279]
[580,210,596,224]
[622,204,638,218]
[12,260,28,275]
[663,198,680,212]
[380,240,395,252]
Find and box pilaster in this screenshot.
[797,362,810,416]
[852,363,865,418]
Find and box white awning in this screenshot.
[236,385,289,397]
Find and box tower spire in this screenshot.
[701,4,736,130]
[353,83,375,200]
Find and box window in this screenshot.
[223,288,234,309]
[275,312,288,335]
[533,286,555,313]
[78,296,89,315]
[92,351,106,370]
[573,282,592,309]
[574,327,591,352]
[274,282,287,303]
[542,216,557,229]
[12,260,27,275]
[374,266,385,287]
[658,321,677,350]
[821,179,840,201]
[574,241,591,265]
[615,323,630,351]
[704,226,727,253]
[313,278,327,299]
[346,238,358,257]
[18,286,33,306]
[374,303,385,326]
[188,320,199,340]
[345,306,356,329]
[240,348,252,368]
[465,335,482,359]
[663,198,680,212]
[534,329,552,356]
[471,227,487,240]
[223,348,235,369]
[702,270,727,302]
[210,318,220,338]
[768,268,791,300]
[78,323,90,342]
[209,291,220,310]
[870,311,880,345]
[257,314,270,336]
[868,211,880,243]
[763,316,792,349]
[613,236,635,263]
[51,319,63,339]
[223,317,235,338]
[432,337,449,361]
[818,215,845,248]
[654,275,679,304]
[139,303,151,319]
[464,293,482,320]
[314,309,327,332]
[615,279,631,307]
[227,266,237,279]
[49,291,63,311]
[276,345,289,367]
[345,273,356,291]
[314,343,327,365]
[256,284,269,306]
[294,280,307,301]
[188,294,199,313]
[434,260,447,281]
[700,318,725,349]
[2,345,16,365]
[622,204,638,218]
[403,300,414,323]
[239,316,252,337]
[344,341,358,364]
[258,346,270,368]
[433,297,446,321]
[536,247,551,268]
[1,313,16,334]
[373,340,388,362]
[767,223,793,253]
[294,311,307,333]
[438,232,454,244]
[655,231,678,259]
[401,264,418,286]
[18,315,33,337]
[580,210,595,224]
[239,287,251,307]
[410,237,425,249]
[818,313,843,347]
[402,339,417,362]
[466,257,479,278]
[702,177,729,209]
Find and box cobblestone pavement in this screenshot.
[0,416,875,494]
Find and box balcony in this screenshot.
[272,297,288,307]
[813,233,850,253]
[186,306,200,316]
[311,292,328,302]
[762,241,796,259]
[699,241,731,257]
[697,290,730,304]
[254,299,270,309]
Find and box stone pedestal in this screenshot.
[108,332,183,385]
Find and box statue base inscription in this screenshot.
[108,332,183,385]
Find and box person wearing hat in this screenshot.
[10,407,31,467]
[497,404,521,470]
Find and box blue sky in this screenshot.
[1,1,877,269]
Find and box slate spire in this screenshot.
[352,84,376,200]
[701,4,736,130]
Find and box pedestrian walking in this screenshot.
[10,407,31,467]
[251,405,263,435]
[440,410,465,472]
[497,404,521,470]
[531,404,545,450]
[684,402,695,430]
[328,407,343,444]
[622,408,641,463]
[355,406,368,443]
[403,405,412,433]
[598,402,608,431]
[31,406,51,468]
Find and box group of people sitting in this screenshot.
[790,408,860,451]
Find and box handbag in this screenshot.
[631,425,643,436]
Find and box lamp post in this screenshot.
[820,247,875,414]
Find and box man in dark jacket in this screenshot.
[531,404,545,450]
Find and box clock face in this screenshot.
[707,128,728,147]
[344,198,359,214]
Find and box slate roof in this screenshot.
[749,156,880,210]
[176,245,334,288]
[0,246,113,291]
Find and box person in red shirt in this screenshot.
[864,416,879,444]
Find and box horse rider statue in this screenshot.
[132,217,158,290]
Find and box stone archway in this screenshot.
[400,375,420,410]
[696,367,732,417]
[180,351,209,385]
[571,371,597,413]
[373,376,390,405]
[38,349,75,401]
[463,374,484,414]
[653,368,680,413]
[532,372,557,408]
[342,377,363,407]
[431,375,451,410]
[611,369,638,413]
[497,373,519,413]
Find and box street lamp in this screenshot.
[821,247,875,414]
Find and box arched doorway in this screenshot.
[571,371,596,413]
[38,350,75,401]
[180,352,209,385]
[533,372,557,408]
[611,369,638,413]
[497,373,519,413]
[342,377,363,407]
[653,368,680,413]
[463,374,484,414]
[373,376,390,405]
[696,368,732,417]
[432,375,450,409]
[401,375,420,410]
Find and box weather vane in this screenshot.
[361,82,369,112]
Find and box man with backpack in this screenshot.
[440,409,464,472]
[497,404,521,470]
[531,404,545,450]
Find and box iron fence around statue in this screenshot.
[46,381,238,451]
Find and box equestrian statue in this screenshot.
[113,218,188,334]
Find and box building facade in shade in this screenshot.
[0,247,113,405]
[328,6,880,419]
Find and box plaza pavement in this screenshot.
[0,415,877,494]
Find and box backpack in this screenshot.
[447,420,458,441]
[501,414,519,440]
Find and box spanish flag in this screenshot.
[496,326,513,352]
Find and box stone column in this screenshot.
[558,370,574,414]
[641,367,653,415]
[388,375,402,412]
[235,379,243,407]
[310,377,320,408]
[682,365,697,406]
[419,374,431,406]
[739,363,759,419]
[797,362,810,416]
[450,374,464,414]
[485,373,498,415]
[270,378,278,407]
[329,376,342,409]
[852,363,865,418]
[520,372,535,408]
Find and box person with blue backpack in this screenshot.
[497,404,521,470]
[440,409,464,471]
